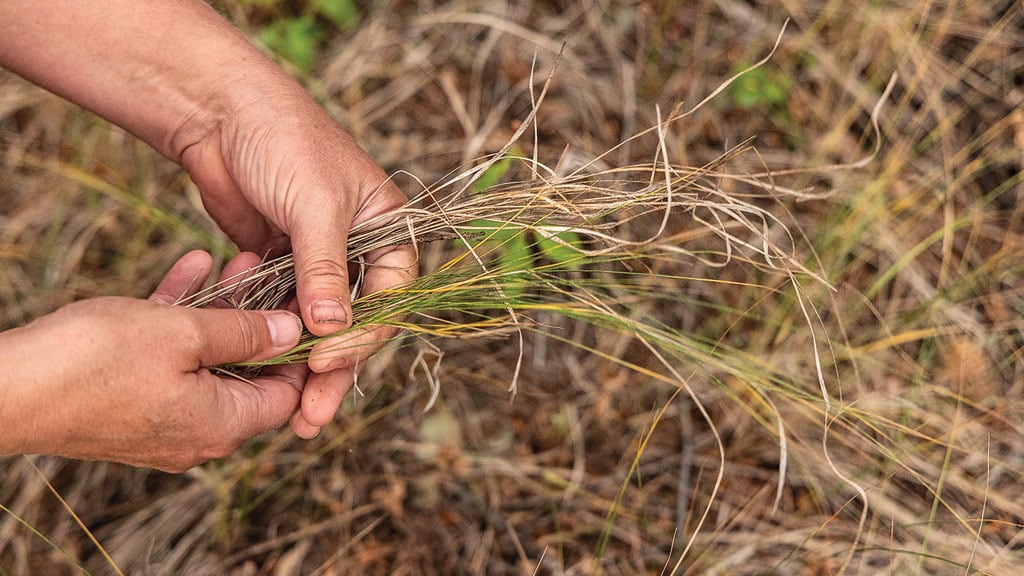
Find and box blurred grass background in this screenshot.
[1,0,1022,574]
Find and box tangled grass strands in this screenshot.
[178,141,828,393]
[180,146,815,309]
[207,245,815,394]
[177,135,776,312]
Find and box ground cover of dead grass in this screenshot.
[1,1,1022,574]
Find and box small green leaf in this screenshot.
[498,231,531,267]
[535,229,582,267]
[467,219,531,268]
[315,0,359,29]
[463,219,531,300]
[472,155,514,193]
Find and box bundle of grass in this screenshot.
[178,120,823,388]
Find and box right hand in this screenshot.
[177,90,417,439]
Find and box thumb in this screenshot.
[180,307,303,368]
[290,208,353,337]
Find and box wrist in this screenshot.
[0,325,38,456]
[0,308,87,458]
[167,69,306,164]
[0,0,303,164]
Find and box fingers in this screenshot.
[209,367,305,440]
[180,306,303,367]
[212,251,266,309]
[302,368,354,425]
[360,243,419,296]
[152,250,268,309]
[291,243,417,435]
[219,251,263,282]
[290,200,353,337]
[262,361,309,394]
[305,243,418,373]
[291,163,410,339]
[288,368,355,438]
[307,325,388,373]
[178,305,307,449]
[289,412,321,440]
[150,250,213,304]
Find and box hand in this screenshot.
[179,91,417,439]
[0,251,305,472]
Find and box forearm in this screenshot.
[0,0,297,160]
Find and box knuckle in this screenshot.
[179,313,208,357]
[301,256,348,284]
[232,312,267,360]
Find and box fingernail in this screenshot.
[266,311,303,348]
[311,298,347,326]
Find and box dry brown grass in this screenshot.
[2,0,1022,574]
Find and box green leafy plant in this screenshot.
[247,0,360,73]
[461,150,585,298]
[727,64,792,110]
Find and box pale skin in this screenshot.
[0,0,417,470]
